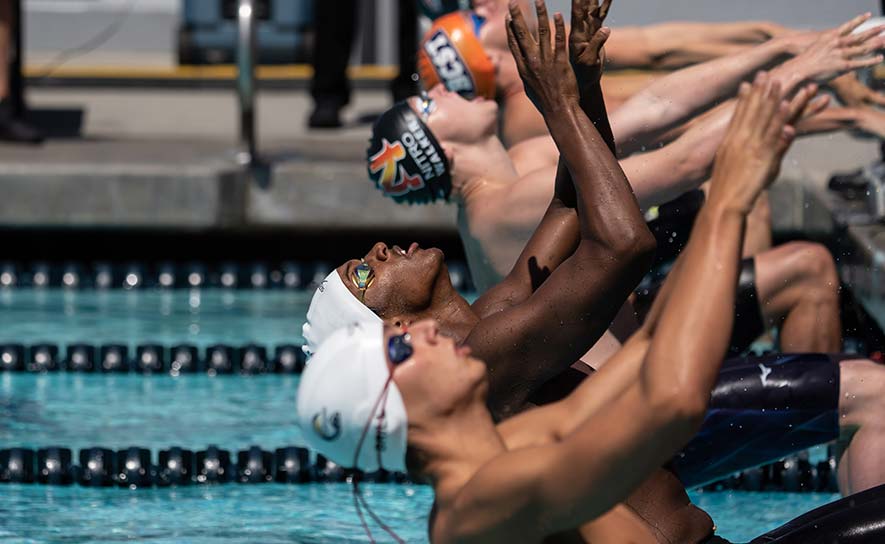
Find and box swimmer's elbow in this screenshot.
[645,371,708,435]
[612,227,657,271]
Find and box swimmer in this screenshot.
[375,82,841,356]
[321,0,885,514]
[471,0,885,145]
[417,7,883,217]
[298,38,885,540]
[408,8,883,357]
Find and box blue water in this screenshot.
[0,289,844,542]
[0,289,310,348]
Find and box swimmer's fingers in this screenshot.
[570,0,585,36]
[866,88,885,107]
[588,26,611,62]
[842,24,885,48]
[754,75,782,142]
[837,12,873,37]
[790,94,830,126]
[742,72,772,137]
[553,13,567,65]
[777,125,797,157]
[846,53,885,71]
[535,0,553,60]
[724,82,753,142]
[506,14,531,78]
[842,38,885,61]
[598,0,613,22]
[772,84,819,153]
[763,94,794,150]
[587,0,600,34]
[507,1,535,55]
[788,84,822,125]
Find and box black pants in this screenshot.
[310,0,418,107]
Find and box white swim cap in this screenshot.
[296,321,408,473]
[302,269,382,357]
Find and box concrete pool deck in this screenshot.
[0,87,455,231]
[0,86,879,233]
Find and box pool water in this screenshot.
[0,289,310,348]
[0,289,843,542]
[0,483,840,543]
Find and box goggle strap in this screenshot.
[350,375,405,544]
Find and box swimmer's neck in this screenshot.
[449,134,519,207]
[401,274,478,344]
[410,395,504,504]
[431,292,479,345]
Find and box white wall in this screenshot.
[546,0,881,28]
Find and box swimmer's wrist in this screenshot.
[771,32,807,58]
[542,97,582,116]
[771,59,809,93]
[704,193,753,219]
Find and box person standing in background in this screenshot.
[308,0,420,128]
[0,0,42,143]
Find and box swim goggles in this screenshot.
[387,333,413,365]
[350,259,375,303]
[417,90,437,120]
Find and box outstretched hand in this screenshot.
[506,0,579,114]
[708,73,817,214]
[793,13,885,84]
[829,72,885,108]
[569,0,612,88]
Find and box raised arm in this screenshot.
[470,0,654,418]
[626,14,883,150]
[605,20,789,70]
[445,75,815,543]
[615,15,880,210]
[611,34,800,156]
[797,104,885,139]
[502,80,819,452]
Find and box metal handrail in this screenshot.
[236,0,257,167]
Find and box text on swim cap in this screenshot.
[403,112,446,180]
[424,29,476,96]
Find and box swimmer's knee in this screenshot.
[781,241,840,297]
[791,242,838,282]
[839,359,885,427]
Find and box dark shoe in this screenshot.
[308,102,343,129]
[0,99,44,144]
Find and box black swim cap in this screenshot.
[366,101,452,205]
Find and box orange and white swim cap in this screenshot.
[417,12,496,100]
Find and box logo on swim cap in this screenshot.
[368,138,427,196]
[418,12,495,99]
[366,102,452,205]
[312,408,342,441]
[423,29,476,96]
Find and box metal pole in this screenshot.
[236,0,257,166]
